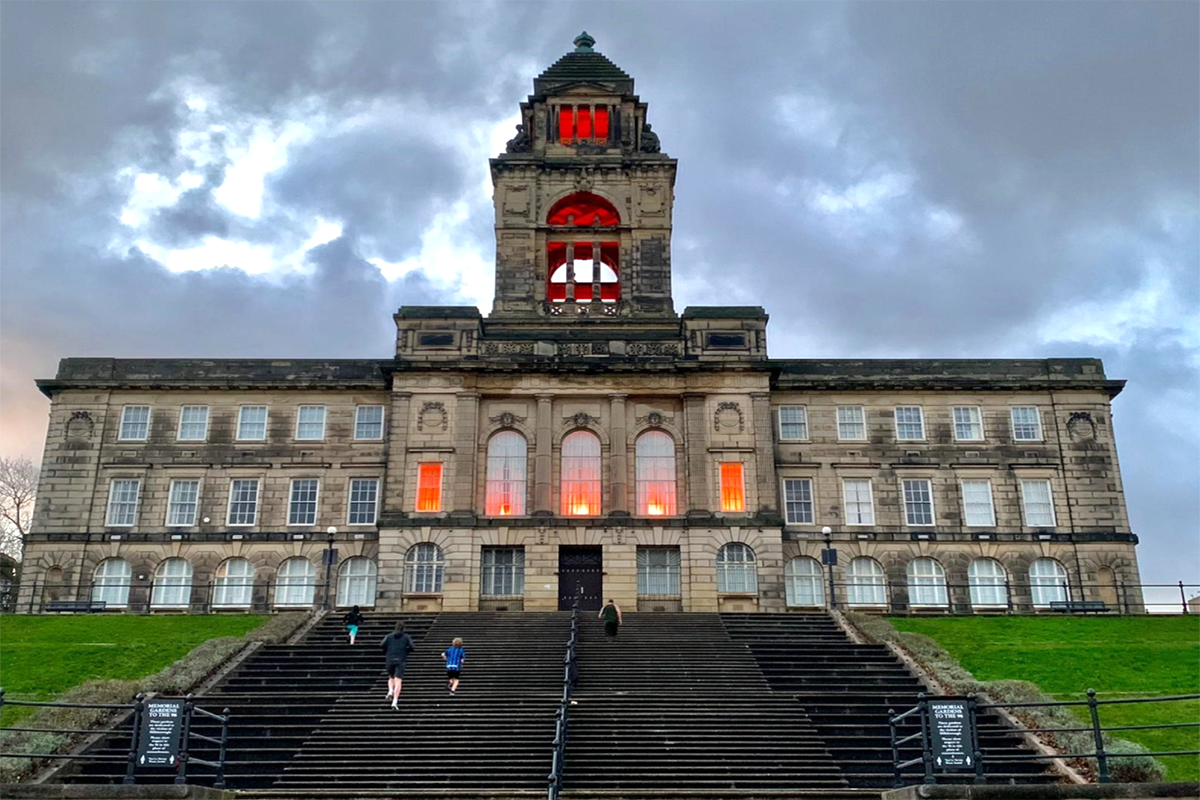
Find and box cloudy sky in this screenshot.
[1,2,1196,592]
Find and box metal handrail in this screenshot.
[889,689,1200,787]
[548,594,580,800]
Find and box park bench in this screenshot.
[1048,600,1109,614]
[45,599,108,613]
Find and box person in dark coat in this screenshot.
[598,599,623,641]
[343,605,364,645]
[381,621,415,709]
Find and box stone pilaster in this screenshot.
[452,392,480,512]
[534,394,554,513]
[751,392,778,513]
[383,392,412,513]
[609,394,628,514]
[683,393,709,513]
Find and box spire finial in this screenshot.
[573,31,596,53]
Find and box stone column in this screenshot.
[534,394,554,514]
[452,392,480,513]
[751,392,778,513]
[609,394,629,514]
[383,392,413,513]
[683,393,709,513]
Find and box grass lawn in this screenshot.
[0,615,265,724]
[889,615,1200,783]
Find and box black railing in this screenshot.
[0,689,230,787]
[821,580,1198,615]
[889,690,1200,787]
[548,593,580,800]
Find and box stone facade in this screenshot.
[18,36,1142,615]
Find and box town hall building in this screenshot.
[18,35,1143,616]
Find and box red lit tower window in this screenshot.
[546,193,621,304]
[559,105,611,145]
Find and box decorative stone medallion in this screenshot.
[1067,411,1097,440]
[714,401,745,433]
[417,402,448,432]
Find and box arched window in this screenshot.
[485,431,527,516]
[405,543,445,594]
[92,558,132,607]
[785,557,825,607]
[635,431,676,516]
[274,558,316,608]
[716,543,758,594]
[1029,558,1068,608]
[337,557,377,607]
[561,431,601,516]
[846,557,886,607]
[968,558,1008,608]
[907,558,948,608]
[151,558,193,609]
[213,558,255,608]
[546,193,620,304]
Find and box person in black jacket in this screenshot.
[381,621,415,709]
[343,605,364,645]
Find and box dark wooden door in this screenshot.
[559,546,603,611]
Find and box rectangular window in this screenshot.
[961,480,996,526]
[778,406,808,441]
[953,406,984,441]
[348,478,380,525]
[118,406,151,441]
[637,546,682,597]
[288,479,319,526]
[105,479,141,526]
[167,480,200,526]
[481,547,525,597]
[559,105,574,143]
[719,463,746,512]
[177,406,209,441]
[837,406,866,440]
[783,478,814,525]
[842,479,875,525]
[354,405,385,440]
[416,463,443,513]
[895,406,925,440]
[1011,406,1043,441]
[227,479,260,526]
[902,479,935,526]
[237,406,268,441]
[1021,479,1056,527]
[295,406,326,440]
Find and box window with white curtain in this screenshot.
[118,406,151,441]
[167,480,200,526]
[1011,406,1043,441]
[902,479,935,526]
[485,431,527,516]
[842,479,875,525]
[91,558,132,607]
[336,557,377,607]
[716,543,757,594]
[837,406,866,440]
[213,558,255,608]
[785,557,825,607]
[1021,479,1056,527]
[274,558,316,607]
[405,543,445,594]
[846,557,886,606]
[1030,558,1068,607]
[953,406,984,441]
[637,546,681,597]
[907,558,948,607]
[960,480,996,526]
[783,478,814,525]
[778,406,808,440]
[561,431,601,516]
[894,406,925,440]
[151,558,193,608]
[635,431,676,516]
[481,547,525,597]
[968,558,1008,607]
[227,479,260,526]
[106,479,141,527]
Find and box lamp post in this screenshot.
[822,526,837,610]
[323,527,338,610]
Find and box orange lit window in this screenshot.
[485,431,527,516]
[636,431,676,516]
[720,463,745,512]
[416,463,443,512]
[561,431,601,516]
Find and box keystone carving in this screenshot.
[488,412,527,428]
[563,412,600,428]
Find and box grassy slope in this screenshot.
[889,616,1200,782]
[1,615,265,723]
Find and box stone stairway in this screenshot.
[721,613,1055,788]
[563,612,849,793]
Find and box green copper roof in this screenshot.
[534,33,634,95]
